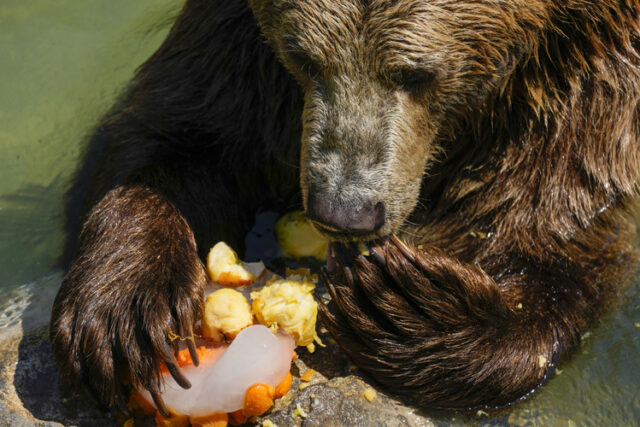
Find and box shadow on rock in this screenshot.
[6,272,113,426]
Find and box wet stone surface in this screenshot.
[0,327,114,426]
[0,323,439,427]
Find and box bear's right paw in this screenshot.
[49,249,207,418]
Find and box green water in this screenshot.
[0,1,638,425]
[0,0,183,288]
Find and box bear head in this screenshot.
[250,0,547,241]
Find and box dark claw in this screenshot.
[320,267,355,320]
[369,246,386,267]
[151,390,170,418]
[162,341,191,389]
[343,266,355,287]
[333,242,358,267]
[390,234,417,264]
[327,243,338,274]
[186,333,199,367]
[320,267,340,302]
[316,298,333,322]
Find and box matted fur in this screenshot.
[51,0,640,413]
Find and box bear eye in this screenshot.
[287,50,321,79]
[389,68,435,93]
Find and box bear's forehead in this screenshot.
[275,1,450,70]
[256,0,534,83]
[269,0,518,67]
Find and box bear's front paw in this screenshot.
[319,236,439,348]
[50,254,207,418]
[318,236,512,407]
[320,235,508,340]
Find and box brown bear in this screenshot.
[50,0,640,416]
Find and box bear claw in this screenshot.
[151,389,171,418]
[161,341,192,389]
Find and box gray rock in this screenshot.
[259,374,435,427]
[0,325,446,427]
[0,327,113,427]
[0,271,449,426]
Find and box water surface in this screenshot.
[0,0,183,289]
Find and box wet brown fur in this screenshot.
[51,0,640,414]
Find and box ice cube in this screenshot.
[140,325,295,416]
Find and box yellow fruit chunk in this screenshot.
[189,412,229,427]
[243,383,275,417]
[275,211,328,260]
[207,242,264,287]
[202,288,253,342]
[251,270,323,350]
[537,355,547,368]
[300,369,315,382]
[363,388,377,402]
[292,403,308,418]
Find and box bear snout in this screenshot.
[306,190,386,237]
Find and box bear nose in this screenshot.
[306,192,385,235]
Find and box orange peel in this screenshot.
[189,412,229,427]
[274,372,292,399]
[300,369,315,382]
[159,345,220,374]
[154,408,190,427]
[242,383,275,417]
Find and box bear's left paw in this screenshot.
[318,236,514,408]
